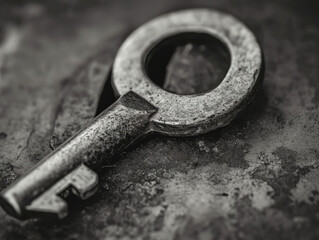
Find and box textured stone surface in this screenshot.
[0,0,318,239]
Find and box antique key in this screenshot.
[0,9,263,219]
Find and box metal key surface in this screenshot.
[0,9,263,220]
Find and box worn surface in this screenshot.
[1,92,157,219]
[0,0,318,239]
[113,9,263,136]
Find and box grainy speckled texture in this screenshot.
[1,92,157,219]
[113,9,263,136]
[0,0,318,239]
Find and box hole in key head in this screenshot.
[144,32,231,95]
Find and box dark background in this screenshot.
[0,0,318,239]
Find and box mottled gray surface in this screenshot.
[0,0,318,239]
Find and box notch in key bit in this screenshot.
[25,164,98,219]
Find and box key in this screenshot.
[0,9,263,220]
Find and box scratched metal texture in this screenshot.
[0,0,318,239]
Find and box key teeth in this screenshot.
[70,165,99,200]
[25,164,98,219]
[26,194,68,219]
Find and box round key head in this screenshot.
[112,9,263,136]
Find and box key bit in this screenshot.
[26,164,98,219]
[0,9,263,220]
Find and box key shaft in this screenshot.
[0,92,157,219]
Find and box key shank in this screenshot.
[0,92,157,219]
